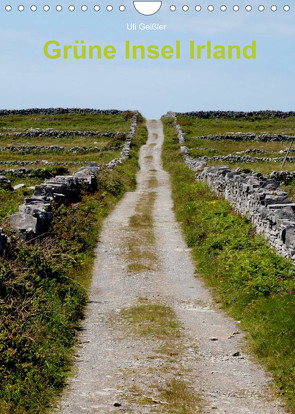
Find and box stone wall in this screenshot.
[0,160,89,166]
[0,145,121,153]
[198,166,295,263]
[0,112,138,251]
[173,113,295,265]
[188,133,295,142]
[198,155,295,163]
[9,163,100,239]
[178,110,295,119]
[0,108,128,116]
[1,130,122,138]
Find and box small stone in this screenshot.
[232,352,240,357]
[13,184,26,190]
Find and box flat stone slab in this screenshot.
[10,212,37,234]
[13,184,26,190]
[268,203,295,210]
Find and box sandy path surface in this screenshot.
[58,120,286,414]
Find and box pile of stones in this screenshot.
[9,163,100,239]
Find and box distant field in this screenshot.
[177,114,295,174]
[0,149,122,163]
[178,114,295,136]
[0,112,134,132]
[0,134,125,147]
[188,139,289,157]
[0,111,135,220]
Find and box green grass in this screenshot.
[177,115,295,176]
[0,112,133,228]
[163,117,295,412]
[0,148,122,164]
[281,180,295,202]
[178,114,295,136]
[156,378,201,414]
[127,192,157,272]
[0,187,34,219]
[188,139,289,158]
[0,134,123,147]
[118,298,201,413]
[0,112,134,132]
[120,298,181,339]
[0,116,147,414]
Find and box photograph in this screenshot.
[0,2,294,413]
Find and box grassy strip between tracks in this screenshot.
[0,116,147,414]
[163,117,295,412]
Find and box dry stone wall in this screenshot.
[198,155,295,163]
[178,110,295,119]
[0,112,138,252]
[186,133,295,142]
[0,145,121,153]
[0,108,126,116]
[173,113,295,265]
[1,130,122,139]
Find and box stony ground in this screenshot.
[57,120,287,414]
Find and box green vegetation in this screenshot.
[178,114,295,136]
[127,192,157,272]
[0,134,124,147]
[0,148,122,164]
[0,187,34,220]
[120,298,181,339]
[163,117,295,412]
[118,298,201,413]
[0,112,134,132]
[0,116,147,414]
[178,115,295,174]
[157,378,201,414]
[0,112,134,233]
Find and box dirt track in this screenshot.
[58,120,286,414]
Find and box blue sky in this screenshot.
[0,2,294,118]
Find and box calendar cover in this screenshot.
[0,2,294,414]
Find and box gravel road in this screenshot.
[57,120,286,414]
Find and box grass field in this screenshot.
[0,133,126,148]
[178,114,295,174]
[178,114,295,136]
[0,112,146,414]
[0,112,135,223]
[163,117,295,412]
[0,149,122,164]
[0,112,134,132]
